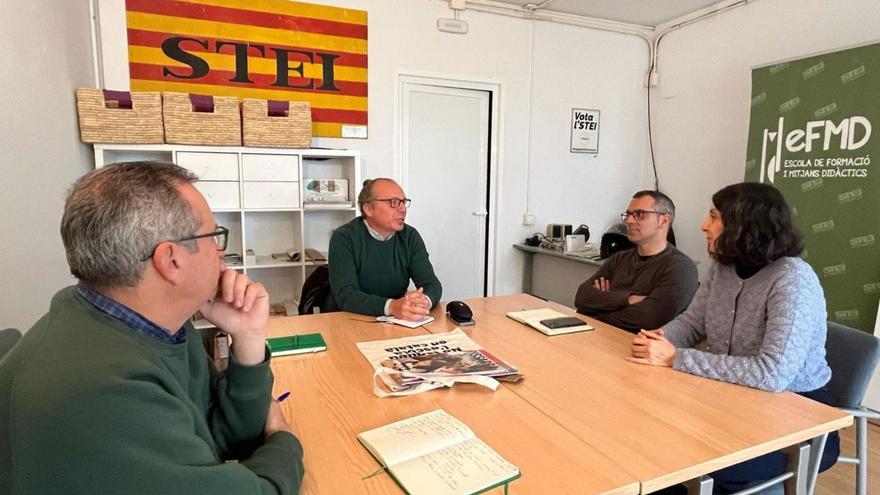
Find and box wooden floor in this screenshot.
[815,421,880,495]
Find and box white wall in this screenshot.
[0,1,95,330]
[95,0,651,298]
[649,0,880,275]
[527,21,649,240]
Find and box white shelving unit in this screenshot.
[94,144,361,322]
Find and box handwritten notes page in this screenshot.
[358,410,519,495]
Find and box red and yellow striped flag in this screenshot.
[125,0,368,138]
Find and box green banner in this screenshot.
[745,42,880,332]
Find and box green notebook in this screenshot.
[266,333,327,357]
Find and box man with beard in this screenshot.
[575,190,698,333]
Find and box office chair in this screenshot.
[820,321,880,495]
[686,321,880,495]
[298,265,332,315]
[0,328,23,359]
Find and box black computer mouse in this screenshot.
[445,301,474,324]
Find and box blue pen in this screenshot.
[276,391,291,402]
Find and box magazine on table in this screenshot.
[356,329,518,397]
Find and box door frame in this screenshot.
[394,70,502,296]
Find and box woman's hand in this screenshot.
[628,329,676,367]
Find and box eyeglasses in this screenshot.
[141,226,229,261]
[373,197,412,209]
[620,210,667,221]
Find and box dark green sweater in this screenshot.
[0,287,304,495]
[328,217,442,316]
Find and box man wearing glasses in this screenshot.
[574,190,698,333]
[0,162,304,494]
[328,178,442,321]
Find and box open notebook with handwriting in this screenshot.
[358,409,520,495]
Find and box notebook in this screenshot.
[358,409,520,495]
[266,333,327,356]
[505,308,593,336]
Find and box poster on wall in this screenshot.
[745,42,880,332]
[570,108,599,154]
[124,0,368,138]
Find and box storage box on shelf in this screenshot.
[93,144,360,327]
[75,88,164,144]
[241,99,312,148]
[162,93,242,146]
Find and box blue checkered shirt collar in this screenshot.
[76,283,187,345]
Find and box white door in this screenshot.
[401,83,491,301]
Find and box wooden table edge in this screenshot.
[639,414,854,493]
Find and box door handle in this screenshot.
[472,211,488,217]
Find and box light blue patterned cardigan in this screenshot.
[664,257,831,392]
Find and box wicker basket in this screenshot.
[75,88,164,143]
[162,92,241,145]
[242,99,312,148]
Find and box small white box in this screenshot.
[193,181,240,209]
[177,152,239,180]
[564,235,586,253]
[242,182,300,208]
[242,154,299,181]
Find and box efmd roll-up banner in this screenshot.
[745,42,880,332]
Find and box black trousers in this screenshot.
[655,387,840,495]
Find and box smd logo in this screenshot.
[850,234,876,248]
[822,263,847,277]
[811,219,835,234]
[758,116,872,183]
[834,309,859,321]
[838,188,863,204]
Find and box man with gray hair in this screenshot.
[0,162,304,494]
[328,177,441,321]
[575,190,698,333]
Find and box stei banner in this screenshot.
[745,42,880,332]
[125,0,368,138]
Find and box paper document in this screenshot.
[377,315,434,328]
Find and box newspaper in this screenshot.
[356,329,518,397]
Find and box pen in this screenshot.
[277,391,291,402]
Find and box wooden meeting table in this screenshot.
[268,309,639,495]
[267,294,851,494]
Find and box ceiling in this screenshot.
[483,0,729,27]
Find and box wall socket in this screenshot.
[522,213,535,225]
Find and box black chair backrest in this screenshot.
[0,328,23,360]
[825,321,880,409]
[299,266,331,315]
[600,223,634,259]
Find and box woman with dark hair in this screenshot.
[629,182,838,493]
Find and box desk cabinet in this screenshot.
[514,244,602,308]
[94,144,361,320]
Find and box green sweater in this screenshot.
[0,287,304,495]
[328,217,442,316]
